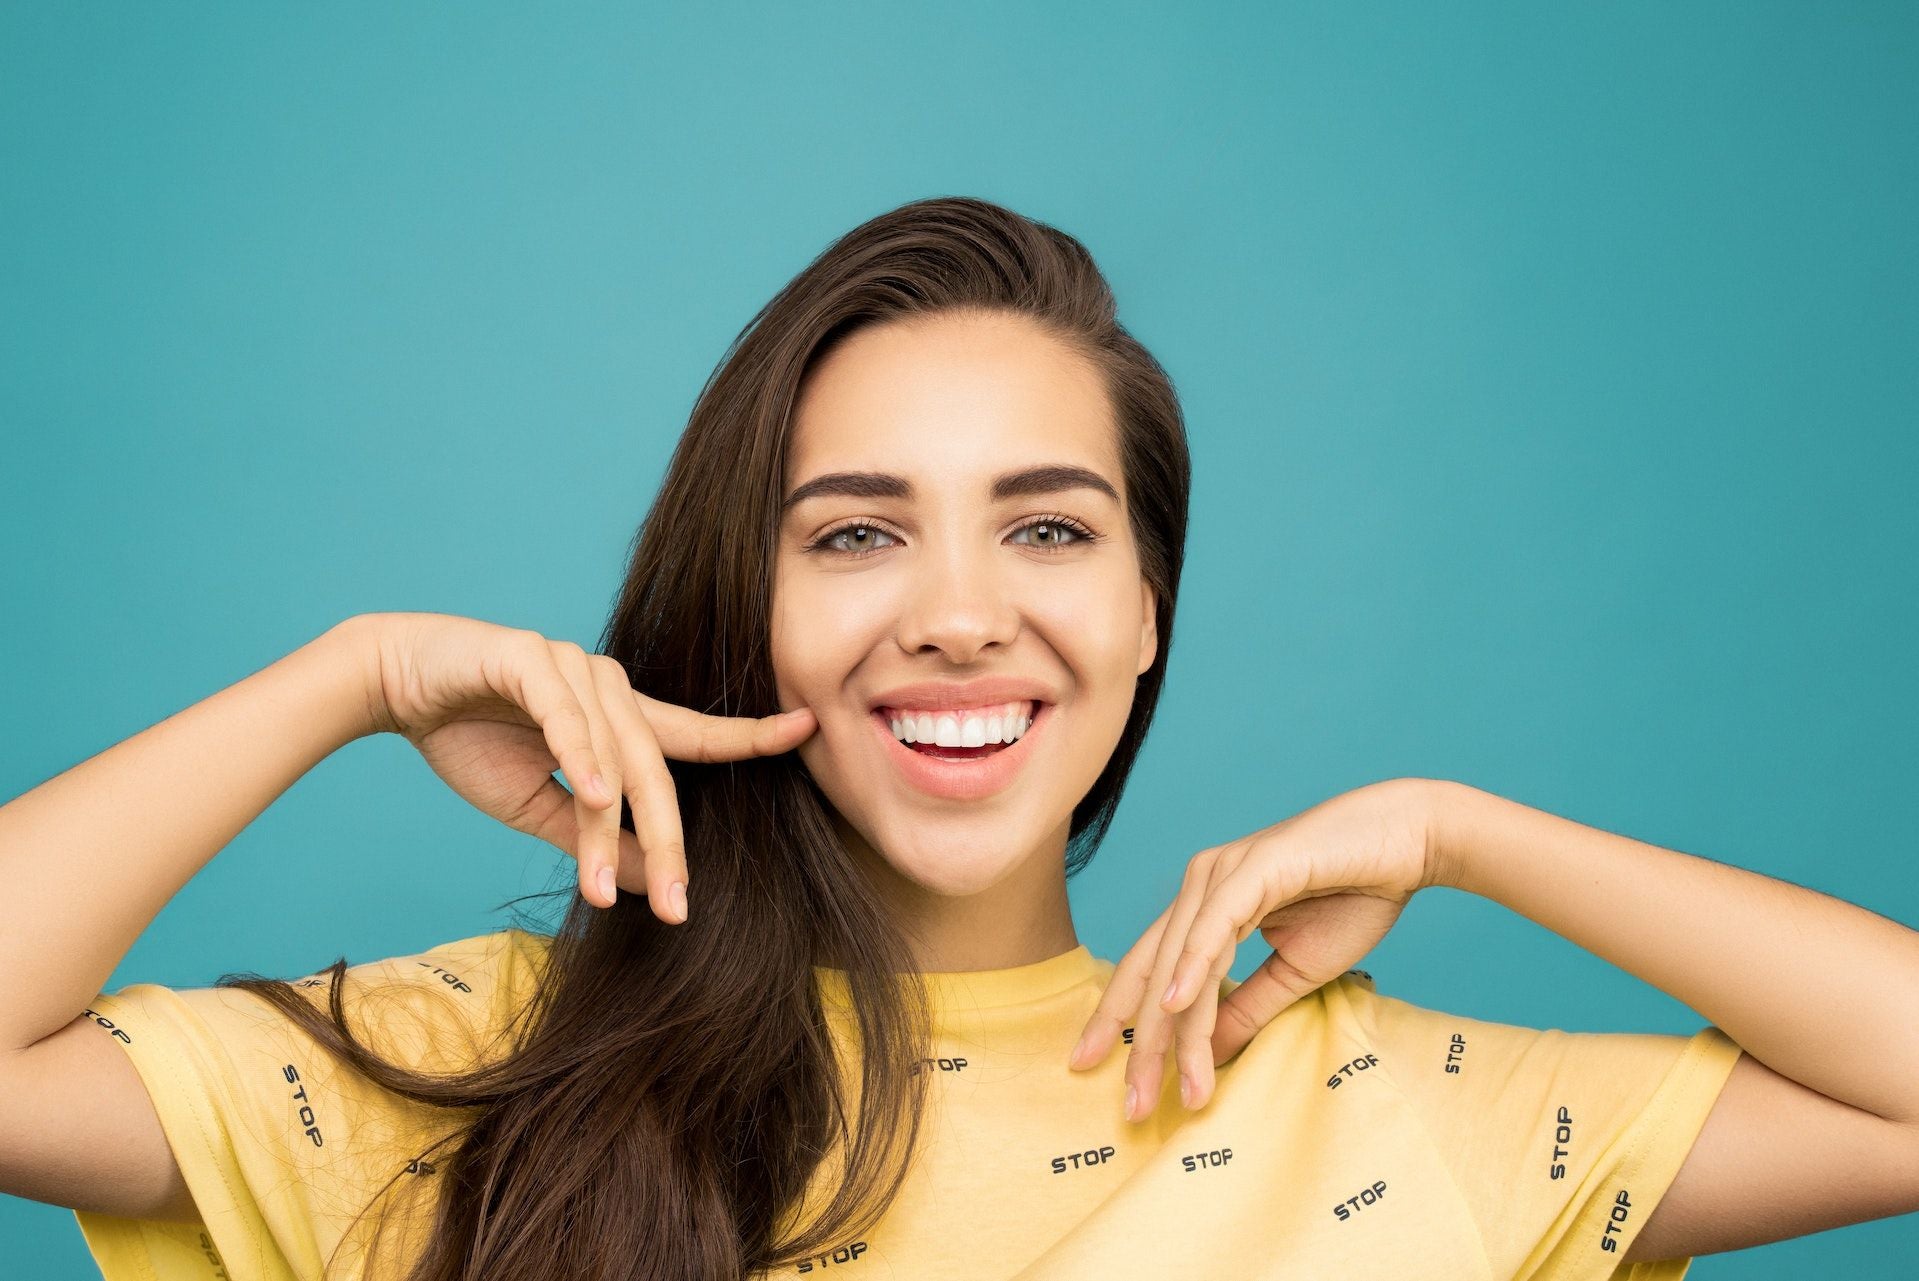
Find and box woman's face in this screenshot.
[770,309,1157,910]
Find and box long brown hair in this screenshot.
[221,195,1192,1279]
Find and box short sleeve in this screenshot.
[70,928,550,1281]
[1329,973,1744,1281]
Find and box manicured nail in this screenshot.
[1180,1072,1194,1107]
[596,867,615,903]
[1163,974,1183,1006]
[669,880,688,922]
[1069,1030,1091,1068]
[1124,1084,1138,1119]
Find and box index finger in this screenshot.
[1157,858,1278,1017]
[633,695,817,763]
[1066,900,1173,1071]
[502,635,613,816]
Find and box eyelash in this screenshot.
[802,513,1102,560]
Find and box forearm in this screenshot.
[0,616,383,1052]
[1427,778,1919,1126]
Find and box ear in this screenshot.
[1137,579,1159,677]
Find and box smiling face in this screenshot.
[770,309,1158,956]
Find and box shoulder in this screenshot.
[309,927,550,997]
[281,926,553,1072]
[372,927,550,990]
[1200,967,1378,1069]
[1214,965,1378,1016]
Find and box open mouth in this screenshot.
[866,701,1054,800]
[909,742,1006,761]
[873,700,1042,756]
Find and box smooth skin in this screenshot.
[0,612,815,1225]
[767,308,1157,972]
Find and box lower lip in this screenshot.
[868,704,1052,802]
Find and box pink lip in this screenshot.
[868,703,1052,802]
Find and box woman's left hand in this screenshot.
[1066,776,1448,1122]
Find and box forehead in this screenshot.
[786,310,1121,491]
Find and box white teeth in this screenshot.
[886,700,1035,747]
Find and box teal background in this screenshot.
[4,2,1915,1274]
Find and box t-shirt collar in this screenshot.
[813,944,1105,1013]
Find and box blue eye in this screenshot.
[804,514,1100,560]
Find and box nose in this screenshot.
[893,539,1022,663]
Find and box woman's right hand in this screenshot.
[351,611,817,922]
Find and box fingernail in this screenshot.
[669,880,688,922]
[1163,975,1183,1006]
[1069,1030,1090,1068]
[1180,1072,1194,1107]
[596,867,615,903]
[1124,1084,1138,1120]
[590,773,608,802]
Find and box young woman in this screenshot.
[3,197,1915,1280]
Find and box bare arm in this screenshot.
[0,615,382,1054]
[1427,780,1919,1261]
[1430,778,1919,1127]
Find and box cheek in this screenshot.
[1031,583,1143,671]
[775,586,891,689]
[775,620,865,688]
[768,568,847,698]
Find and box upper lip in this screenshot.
[868,678,1057,713]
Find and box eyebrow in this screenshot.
[780,463,1121,516]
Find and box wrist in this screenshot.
[1412,777,1488,893]
[312,613,396,740]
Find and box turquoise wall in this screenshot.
[4,3,1914,1274]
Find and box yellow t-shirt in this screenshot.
[74,930,1743,1281]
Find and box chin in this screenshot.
[864,824,1034,898]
